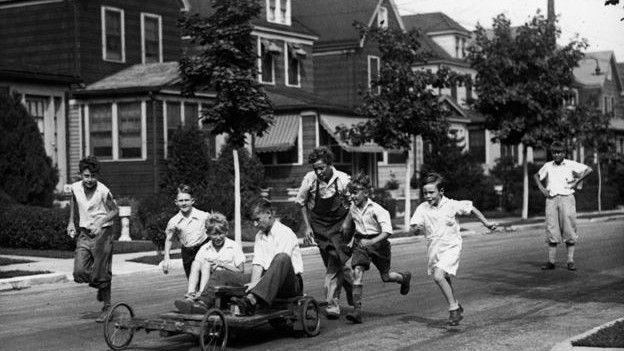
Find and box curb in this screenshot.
[0,272,69,292]
[551,317,624,351]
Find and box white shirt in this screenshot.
[252,220,303,274]
[194,238,246,268]
[71,181,114,229]
[537,159,590,196]
[349,199,393,237]
[409,197,473,243]
[165,208,209,247]
[295,167,350,209]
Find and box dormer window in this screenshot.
[286,43,306,87]
[259,38,281,84]
[267,0,291,25]
[377,6,388,29]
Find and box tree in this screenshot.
[337,25,463,229]
[468,12,586,219]
[179,0,273,243]
[0,93,58,207]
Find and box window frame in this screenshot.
[163,100,204,159]
[84,101,147,161]
[258,38,276,85]
[266,0,291,25]
[285,42,301,88]
[101,6,125,63]
[368,55,380,95]
[140,12,163,64]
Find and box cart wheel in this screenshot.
[300,298,321,337]
[199,308,228,351]
[268,317,292,332]
[103,302,135,350]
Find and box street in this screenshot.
[1,219,623,351]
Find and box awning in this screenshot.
[319,115,386,153]
[261,39,282,54]
[288,43,307,57]
[255,114,299,153]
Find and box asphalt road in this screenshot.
[2,219,624,351]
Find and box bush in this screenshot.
[136,194,176,249]
[373,188,397,218]
[0,204,74,250]
[274,202,303,234]
[0,94,58,207]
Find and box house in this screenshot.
[0,0,187,194]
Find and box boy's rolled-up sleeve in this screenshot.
[251,235,267,269]
[294,173,313,207]
[453,200,473,216]
[233,244,246,267]
[409,205,425,227]
[376,205,393,234]
[537,163,548,180]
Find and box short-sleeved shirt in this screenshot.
[537,159,589,196]
[349,199,393,237]
[71,181,114,229]
[194,237,246,268]
[295,167,350,209]
[165,208,209,248]
[252,220,304,274]
[409,197,473,243]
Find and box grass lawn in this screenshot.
[572,320,624,348]
[0,257,34,266]
[0,270,51,279]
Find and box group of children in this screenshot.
[70,139,587,327]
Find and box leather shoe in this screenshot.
[400,272,412,295]
[541,262,555,270]
[567,262,577,271]
[231,296,256,316]
[448,304,463,326]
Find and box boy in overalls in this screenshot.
[296,147,353,318]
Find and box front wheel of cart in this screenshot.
[103,302,135,350]
[199,308,228,351]
[300,298,321,337]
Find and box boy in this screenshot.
[410,172,496,326]
[174,212,246,314]
[231,199,304,315]
[66,155,118,323]
[162,184,209,278]
[343,172,411,324]
[533,141,592,271]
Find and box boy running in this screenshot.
[67,155,118,323]
[410,172,496,326]
[343,172,411,324]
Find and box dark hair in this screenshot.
[251,198,273,214]
[550,141,565,151]
[206,211,228,236]
[308,146,334,165]
[348,171,373,193]
[422,172,445,191]
[78,155,101,174]
[176,184,193,197]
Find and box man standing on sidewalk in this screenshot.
[296,147,354,319]
[533,141,592,271]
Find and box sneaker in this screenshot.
[400,272,412,295]
[345,309,362,324]
[567,262,577,271]
[95,304,111,323]
[325,300,341,319]
[448,304,463,326]
[231,296,256,316]
[541,262,556,270]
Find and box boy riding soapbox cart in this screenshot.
[103,286,322,351]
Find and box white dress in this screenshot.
[409,196,473,276]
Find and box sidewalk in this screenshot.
[2,209,623,292]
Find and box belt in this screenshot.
[354,233,381,240]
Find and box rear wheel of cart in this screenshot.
[199,308,228,351]
[103,302,135,350]
[300,298,321,337]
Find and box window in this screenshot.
[611,96,616,117]
[450,84,458,102]
[88,104,113,159]
[386,151,407,164]
[86,102,146,160]
[266,0,290,25]
[258,138,300,165]
[455,36,460,58]
[501,144,518,164]
[319,127,352,165]
[101,7,125,62]
[603,96,608,114]
[184,103,198,125]
[468,129,486,163]
[286,43,304,87]
[377,6,388,29]
[25,96,47,139]
[141,13,162,63]
[465,78,473,103]
[461,38,466,58]
[368,56,380,95]
[564,89,578,108]
[259,39,279,84]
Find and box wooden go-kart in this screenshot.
[103,286,321,351]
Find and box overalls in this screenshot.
[309,181,354,303]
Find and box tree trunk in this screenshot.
[403,136,415,231]
[233,149,241,245]
[521,144,529,220]
[596,151,602,212]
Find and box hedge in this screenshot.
[0,204,74,250]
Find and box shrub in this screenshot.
[274,202,303,234]
[0,94,58,207]
[373,188,397,218]
[0,204,74,250]
[136,194,176,249]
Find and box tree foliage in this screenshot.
[468,12,586,149]
[337,25,465,150]
[178,0,273,147]
[0,93,58,207]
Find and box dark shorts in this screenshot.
[351,235,391,274]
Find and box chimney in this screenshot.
[547,0,555,22]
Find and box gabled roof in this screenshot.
[0,60,79,84]
[573,51,621,89]
[402,12,471,35]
